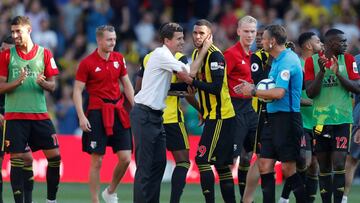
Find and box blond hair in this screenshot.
[238,15,257,28]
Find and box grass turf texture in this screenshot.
[2,182,360,202]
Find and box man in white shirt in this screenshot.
[130,22,211,203]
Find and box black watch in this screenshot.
[251,88,256,96]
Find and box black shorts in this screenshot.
[314,124,350,153]
[233,110,258,156]
[260,112,303,162]
[254,107,268,154]
[82,110,132,155]
[164,122,189,151]
[196,117,235,165]
[4,119,58,153]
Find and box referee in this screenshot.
[236,24,305,203]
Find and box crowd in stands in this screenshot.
[0,0,359,135]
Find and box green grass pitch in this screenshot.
[2,182,360,202]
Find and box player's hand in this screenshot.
[354,128,360,144]
[79,116,91,132]
[330,55,339,75]
[233,79,255,96]
[36,72,46,85]
[198,113,204,126]
[187,85,197,96]
[202,34,213,51]
[18,67,28,85]
[318,56,327,73]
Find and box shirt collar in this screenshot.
[162,44,174,56]
[274,48,289,62]
[93,48,116,62]
[235,42,251,57]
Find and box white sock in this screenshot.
[342,195,348,203]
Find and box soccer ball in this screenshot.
[256,78,276,103]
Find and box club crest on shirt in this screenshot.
[114,61,119,69]
[280,70,290,81]
[90,141,97,149]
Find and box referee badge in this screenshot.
[280,70,290,81]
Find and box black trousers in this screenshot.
[130,104,166,203]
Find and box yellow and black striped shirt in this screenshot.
[192,44,235,120]
[250,48,271,112]
[140,52,187,124]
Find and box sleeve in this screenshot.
[159,51,189,73]
[75,59,89,82]
[192,51,224,95]
[344,53,360,80]
[275,66,290,90]
[43,48,59,77]
[224,50,234,75]
[178,55,188,64]
[119,56,128,77]
[304,57,315,81]
[0,50,10,77]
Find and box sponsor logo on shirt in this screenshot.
[241,60,246,64]
[323,75,338,87]
[210,62,224,70]
[95,67,102,72]
[280,70,290,81]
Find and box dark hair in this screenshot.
[194,19,212,30]
[324,28,344,43]
[159,22,183,42]
[298,32,316,48]
[1,35,14,44]
[324,28,344,38]
[265,24,287,45]
[11,16,31,27]
[96,25,115,38]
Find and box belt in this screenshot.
[135,103,163,115]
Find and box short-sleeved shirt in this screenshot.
[304,53,359,81]
[355,54,360,104]
[0,44,58,120]
[192,45,235,119]
[224,41,253,99]
[267,48,303,113]
[134,45,190,110]
[75,49,127,100]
